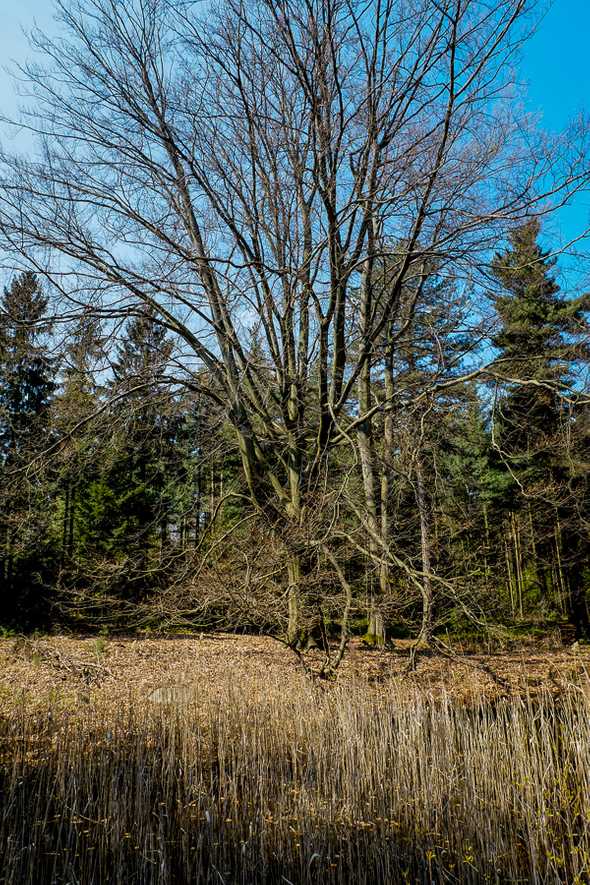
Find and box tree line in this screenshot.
[1,220,588,650]
[0,0,588,662]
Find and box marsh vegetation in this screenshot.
[1,657,590,884]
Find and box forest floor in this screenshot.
[1,633,589,714]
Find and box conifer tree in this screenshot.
[0,272,56,625]
[490,221,590,634]
[390,266,471,644]
[53,316,104,569]
[74,308,175,601]
[0,272,55,462]
[491,221,588,461]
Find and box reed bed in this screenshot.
[1,678,589,884]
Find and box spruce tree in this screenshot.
[491,221,588,461]
[394,268,472,642]
[0,272,57,625]
[75,308,175,602]
[53,316,104,570]
[490,221,590,634]
[0,272,55,462]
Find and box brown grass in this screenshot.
[1,633,589,713]
[1,635,590,883]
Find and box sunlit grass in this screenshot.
[1,678,589,883]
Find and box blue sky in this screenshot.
[522,1,590,261]
[0,0,589,280]
[524,1,589,132]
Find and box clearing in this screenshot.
[1,633,589,713]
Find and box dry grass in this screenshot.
[1,633,589,713]
[1,635,590,883]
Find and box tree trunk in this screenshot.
[194,465,202,546]
[378,349,395,628]
[560,526,590,640]
[357,425,387,647]
[366,602,386,647]
[356,248,387,649]
[568,568,590,641]
[68,484,75,558]
[415,457,434,646]
[286,552,301,647]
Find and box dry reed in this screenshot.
[1,677,589,883]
